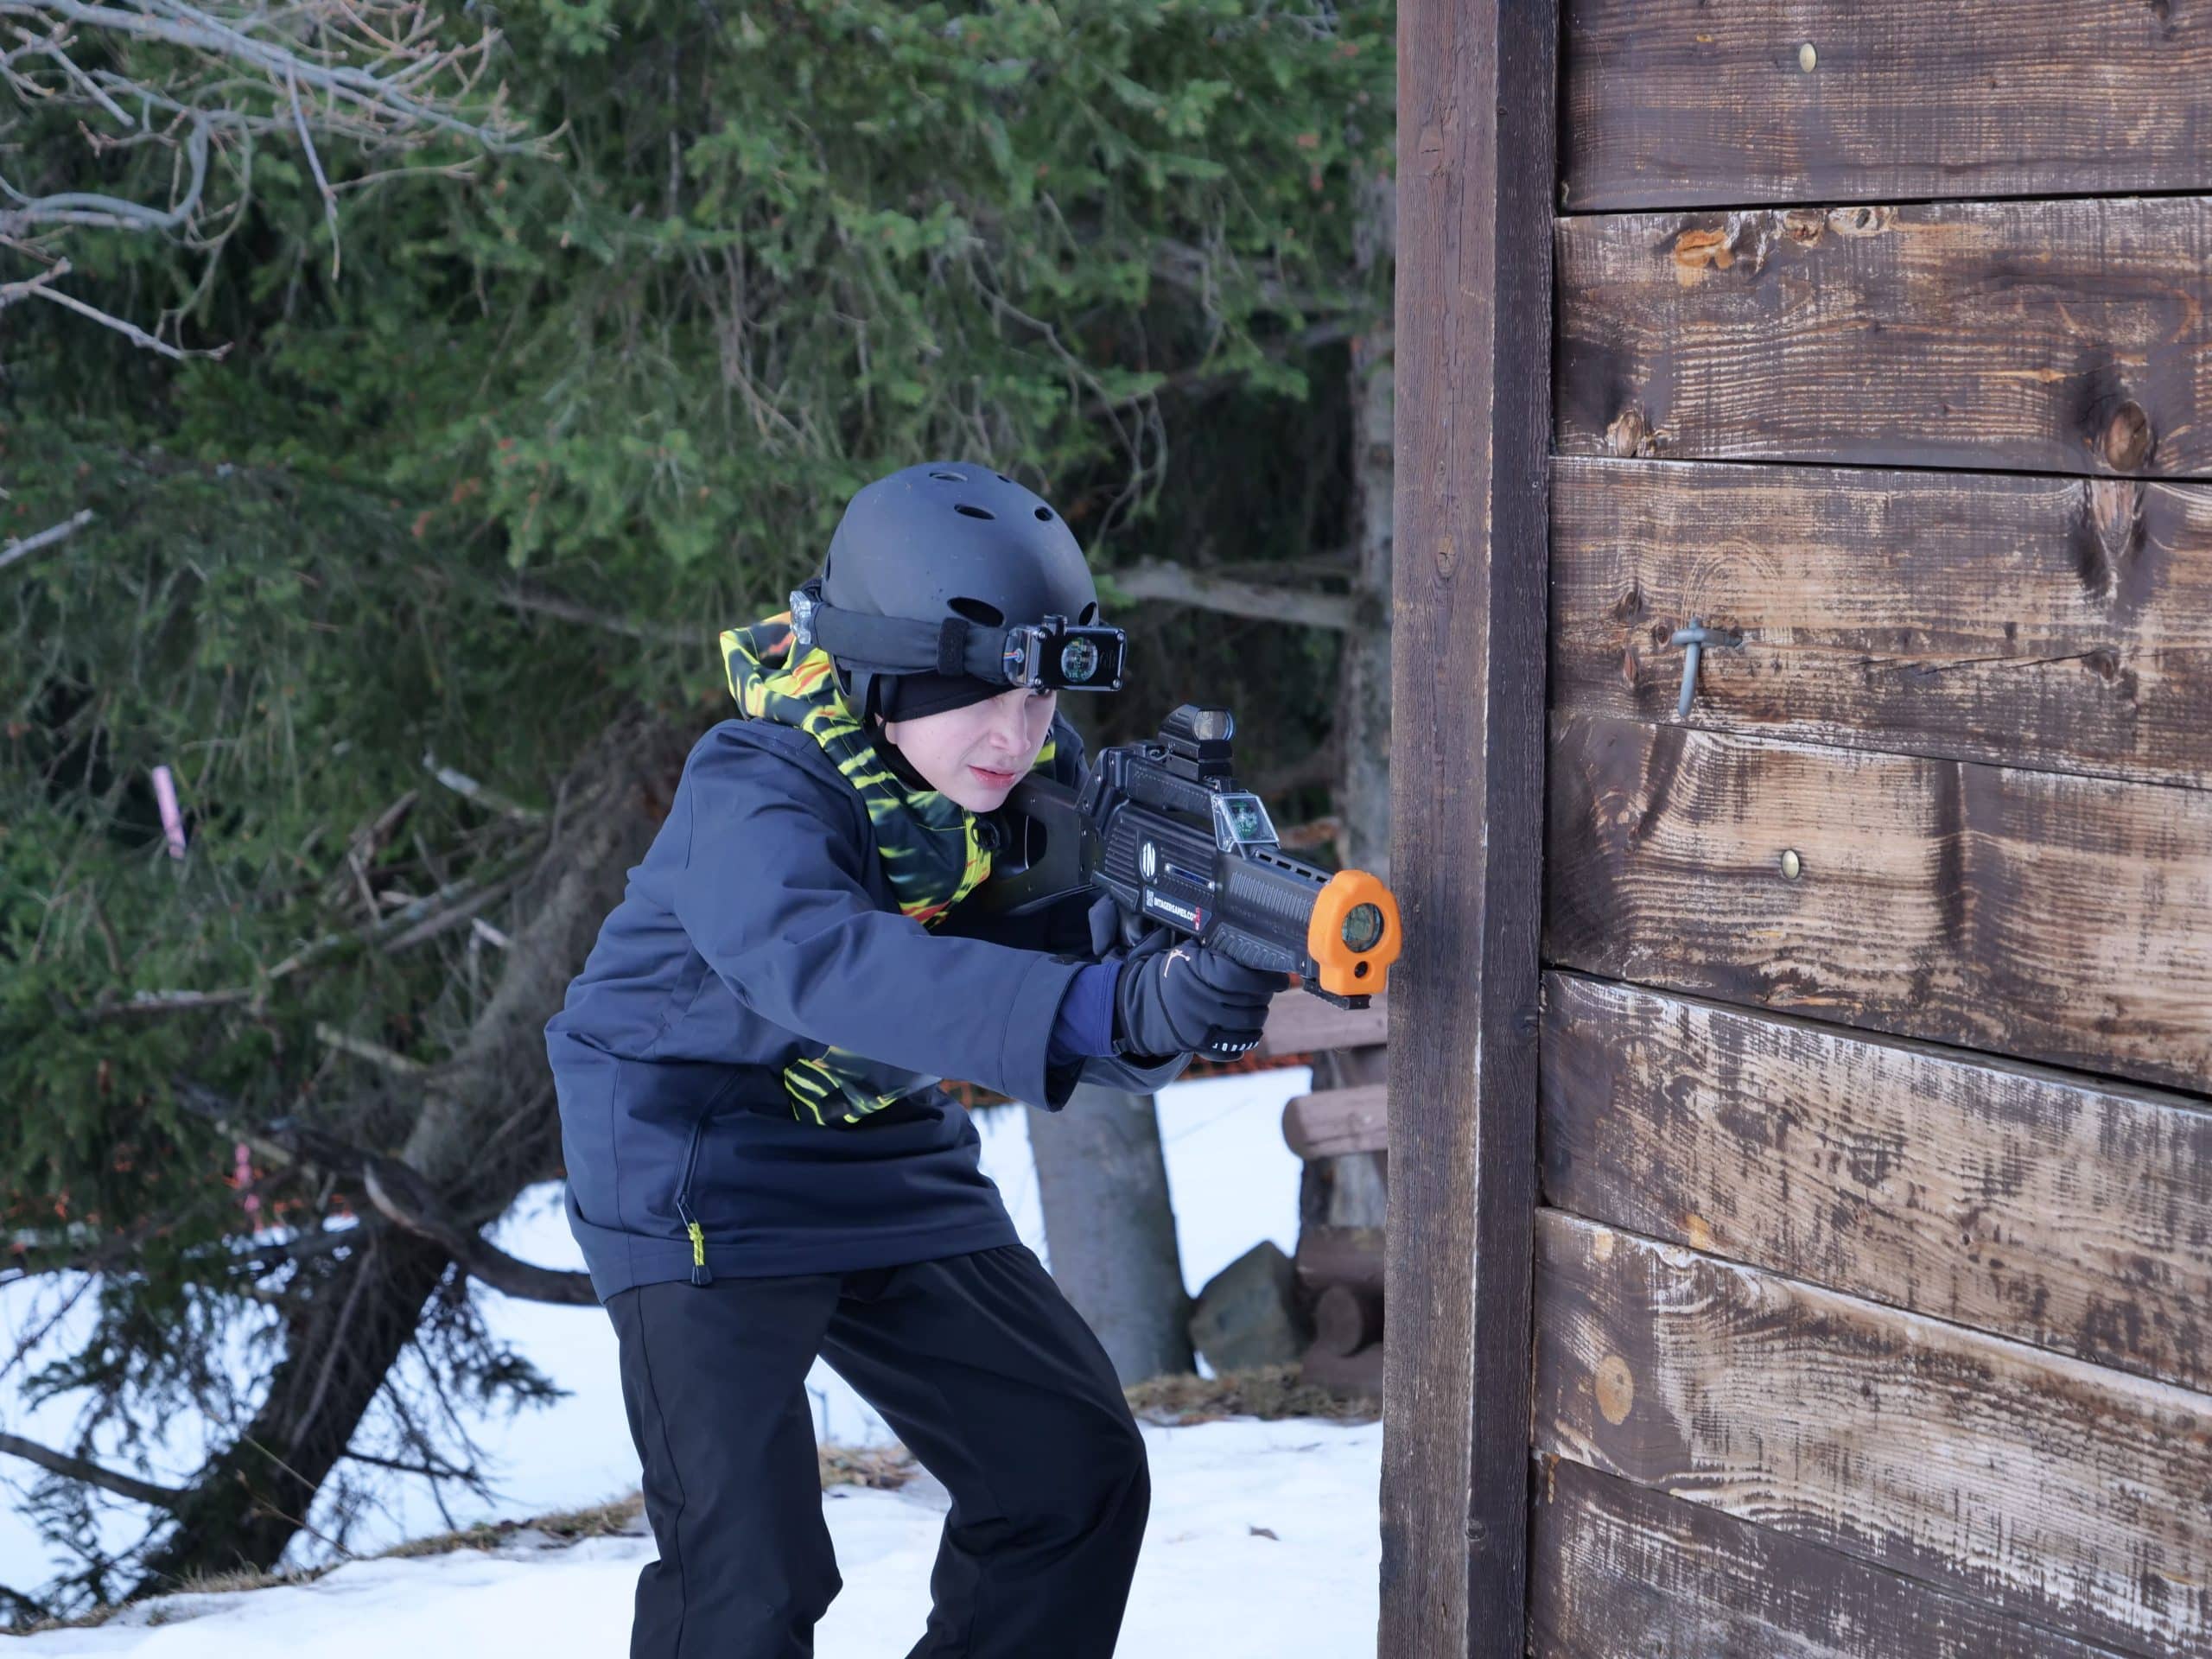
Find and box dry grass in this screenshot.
[1122,1363,1381,1426]
[379,1490,647,1560]
[11,1563,339,1636]
[818,1440,919,1491]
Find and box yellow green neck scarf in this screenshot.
[718,610,1056,1126]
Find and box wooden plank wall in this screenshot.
[1530,4,2212,1656]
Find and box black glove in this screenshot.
[1110,929,1287,1063]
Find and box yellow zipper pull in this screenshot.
[674,1194,713,1287]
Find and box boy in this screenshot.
[544,461,1285,1658]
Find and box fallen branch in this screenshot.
[1275,815,1341,852]
[499,582,715,647]
[314,1020,426,1077]
[422,749,544,822]
[1106,561,1354,631]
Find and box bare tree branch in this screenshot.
[10,269,229,359]
[166,1083,595,1307]
[359,1154,594,1306]
[283,61,340,278]
[0,505,93,571]
[0,1432,186,1510]
[1,0,533,151]
[1248,735,1340,801]
[0,0,542,352]
[499,582,715,647]
[1106,561,1355,630]
[315,1020,426,1077]
[0,111,210,235]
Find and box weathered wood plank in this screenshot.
[1529,1455,2134,1659]
[1556,197,2212,478]
[1532,1211,2212,1657]
[1259,990,1389,1059]
[1282,1084,1389,1160]
[1543,715,2212,1094]
[1549,458,2212,791]
[1561,0,2212,211]
[1385,0,1556,1652]
[1540,972,2212,1394]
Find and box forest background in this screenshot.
[0,0,1394,1626]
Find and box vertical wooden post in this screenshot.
[1380,2,1555,1656]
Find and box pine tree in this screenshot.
[2,0,1392,1618]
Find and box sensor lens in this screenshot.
[1341,903,1384,953]
[1060,638,1100,683]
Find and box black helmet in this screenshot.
[798,461,1125,728]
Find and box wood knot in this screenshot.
[1782,207,1826,246]
[1595,1353,1635,1426]
[1605,408,1656,458]
[1827,205,1894,238]
[1672,226,1735,283]
[2100,399,2153,472]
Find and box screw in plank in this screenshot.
[1780,849,1803,880]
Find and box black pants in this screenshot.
[607,1243,1151,1659]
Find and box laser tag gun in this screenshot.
[969,704,1402,1007]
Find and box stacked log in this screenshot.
[1263,990,1389,1398]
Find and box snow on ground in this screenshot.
[16,1415,1382,1658]
[4,1065,1351,1635]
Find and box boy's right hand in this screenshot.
[1109,930,1286,1062]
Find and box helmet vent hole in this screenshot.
[995,473,1013,483]
[1079,601,1099,624]
[949,596,1005,626]
[930,469,967,482]
[1033,506,1053,521]
[953,503,996,520]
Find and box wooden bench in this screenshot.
[1262,989,1389,1397]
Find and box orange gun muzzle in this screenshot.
[1306,870,1402,1000]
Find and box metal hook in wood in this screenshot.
[1668,618,1740,719]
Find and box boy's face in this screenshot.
[880,685,1058,811]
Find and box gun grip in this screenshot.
[1087,893,1122,959]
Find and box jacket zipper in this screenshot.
[673,1111,714,1286]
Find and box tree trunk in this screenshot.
[136,710,690,1591]
[135,1229,452,1591]
[1335,159,1396,883]
[1027,1082,1195,1385]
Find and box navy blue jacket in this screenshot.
[545,711,1190,1300]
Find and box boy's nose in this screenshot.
[985,690,1038,750]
